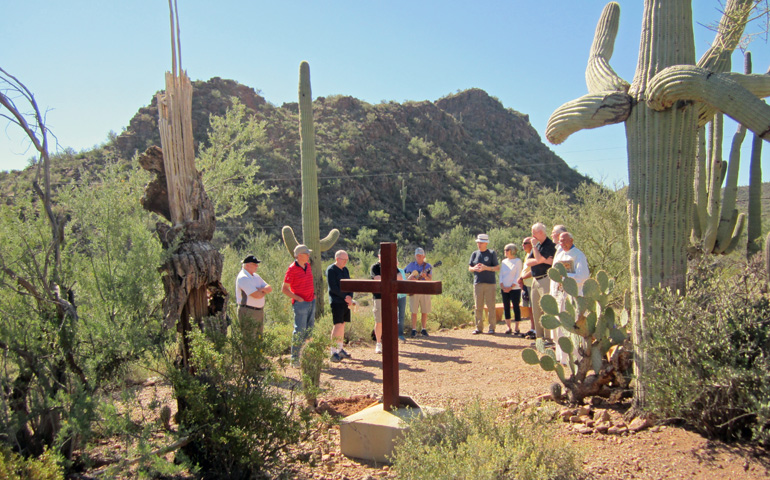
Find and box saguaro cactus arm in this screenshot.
[586,2,629,94]
[546,92,633,145]
[646,66,770,139]
[696,0,755,123]
[281,226,300,256]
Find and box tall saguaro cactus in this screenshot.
[546,0,770,410]
[282,61,340,316]
[747,52,766,259]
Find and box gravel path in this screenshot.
[279,326,770,480]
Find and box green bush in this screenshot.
[392,400,584,480]
[169,330,304,479]
[300,324,333,406]
[428,295,473,329]
[643,256,770,445]
[0,445,63,480]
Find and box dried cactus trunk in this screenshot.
[546,0,770,411]
[282,61,340,316]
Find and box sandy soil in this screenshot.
[277,326,770,480]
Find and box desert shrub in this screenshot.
[428,295,473,329]
[0,164,167,461]
[392,400,584,480]
[169,330,303,479]
[643,256,770,445]
[300,324,333,406]
[0,445,63,480]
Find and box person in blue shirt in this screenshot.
[405,247,433,337]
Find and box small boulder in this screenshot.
[629,417,652,432]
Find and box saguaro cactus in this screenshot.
[282,61,340,316]
[545,0,770,410]
[746,52,766,259]
[521,266,631,404]
[692,113,746,255]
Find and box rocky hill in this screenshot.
[2,78,591,249]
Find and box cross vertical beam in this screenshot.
[340,242,441,411]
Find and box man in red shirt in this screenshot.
[281,244,315,364]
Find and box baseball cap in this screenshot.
[415,247,425,256]
[293,244,312,256]
[476,233,489,243]
[242,254,261,264]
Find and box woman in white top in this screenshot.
[499,243,523,335]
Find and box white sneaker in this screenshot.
[375,342,383,354]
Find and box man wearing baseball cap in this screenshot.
[468,233,500,334]
[281,244,315,364]
[404,247,433,337]
[235,255,273,342]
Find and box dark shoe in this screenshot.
[420,329,429,337]
[544,339,555,347]
[411,329,417,338]
[504,329,513,335]
[339,349,352,359]
[525,330,537,339]
[399,335,406,342]
[471,329,482,335]
[513,330,524,337]
[330,353,342,363]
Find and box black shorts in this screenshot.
[331,302,351,325]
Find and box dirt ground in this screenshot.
[277,326,770,480]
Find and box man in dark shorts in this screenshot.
[326,250,354,363]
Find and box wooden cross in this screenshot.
[340,242,442,411]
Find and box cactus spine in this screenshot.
[545,0,770,410]
[282,61,340,316]
[521,266,631,404]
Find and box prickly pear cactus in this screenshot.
[282,61,340,316]
[521,265,632,404]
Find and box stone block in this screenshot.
[339,397,441,463]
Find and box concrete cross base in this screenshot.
[339,397,442,463]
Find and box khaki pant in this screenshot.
[238,305,264,341]
[474,283,497,331]
[532,276,552,339]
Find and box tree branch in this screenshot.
[546,91,633,145]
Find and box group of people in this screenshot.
[469,224,589,363]
[233,222,589,367]
[233,243,435,366]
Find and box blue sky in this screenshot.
[2,1,769,186]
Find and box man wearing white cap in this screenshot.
[404,247,433,337]
[469,233,500,334]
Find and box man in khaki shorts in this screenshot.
[405,247,433,337]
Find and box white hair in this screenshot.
[532,222,547,234]
[334,250,348,259]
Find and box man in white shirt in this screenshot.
[235,255,273,341]
[551,233,589,364]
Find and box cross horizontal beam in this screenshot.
[340,279,442,296]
